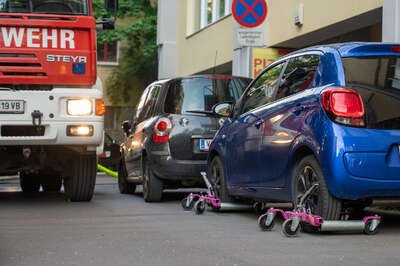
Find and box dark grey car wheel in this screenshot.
[118,160,136,194]
[142,158,163,202]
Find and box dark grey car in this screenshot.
[118,75,251,202]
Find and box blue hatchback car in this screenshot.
[208,42,400,220]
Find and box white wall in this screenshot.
[383,0,400,42]
[157,0,178,79]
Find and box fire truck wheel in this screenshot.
[20,172,40,193]
[64,154,97,202]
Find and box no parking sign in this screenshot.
[232,0,268,28]
[232,0,268,47]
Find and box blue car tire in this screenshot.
[209,156,232,202]
[292,155,342,220]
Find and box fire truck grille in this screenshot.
[0,53,45,77]
[0,63,41,67]
[0,53,36,58]
[3,72,46,76]
[1,126,45,137]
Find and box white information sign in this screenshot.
[237,28,265,47]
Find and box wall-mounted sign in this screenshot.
[233,0,268,47]
[237,29,265,47]
[232,0,268,28]
[252,48,292,78]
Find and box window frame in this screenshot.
[97,41,120,66]
[134,86,151,124]
[274,54,321,101]
[235,51,323,117]
[0,0,90,15]
[238,61,287,115]
[143,85,162,120]
[197,0,232,32]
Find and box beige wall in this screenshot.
[176,0,383,76]
[266,0,383,46]
[97,66,114,106]
[178,0,235,76]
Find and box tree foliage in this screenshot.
[94,0,157,105]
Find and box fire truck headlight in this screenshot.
[67,99,93,116]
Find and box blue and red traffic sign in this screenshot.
[232,0,268,28]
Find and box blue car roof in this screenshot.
[294,42,400,57]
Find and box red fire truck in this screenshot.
[0,0,116,201]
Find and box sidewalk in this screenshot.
[0,175,18,181]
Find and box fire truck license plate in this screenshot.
[0,100,25,114]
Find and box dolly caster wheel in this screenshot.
[282,219,300,237]
[258,213,275,231]
[364,220,379,235]
[181,197,195,211]
[194,200,206,215]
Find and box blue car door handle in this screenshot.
[242,114,264,129]
[254,119,264,129]
[293,105,308,115]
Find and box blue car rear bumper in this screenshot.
[320,123,400,200]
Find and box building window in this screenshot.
[97,41,119,65]
[198,0,232,31]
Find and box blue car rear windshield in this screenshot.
[165,77,250,114]
[343,57,400,129]
[343,57,400,91]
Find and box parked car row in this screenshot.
[117,42,400,220]
[118,75,251,201]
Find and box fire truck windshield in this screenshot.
[0,0,89,15]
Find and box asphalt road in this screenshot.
[0,174,400,266]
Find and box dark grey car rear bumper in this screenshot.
[150,153,206,181]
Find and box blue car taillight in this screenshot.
[321,87,365,127]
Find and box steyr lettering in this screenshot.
[46,55,87,63]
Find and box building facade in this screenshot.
[158,0,399,79]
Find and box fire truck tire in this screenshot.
[20,172,40,193]
[64,154,97,202]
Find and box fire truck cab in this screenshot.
[0,0,115,201]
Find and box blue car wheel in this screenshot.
[292,155,342,220]
[209,156,232,202]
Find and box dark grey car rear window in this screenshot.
[343,57,400,129]
[165,77,250,114]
